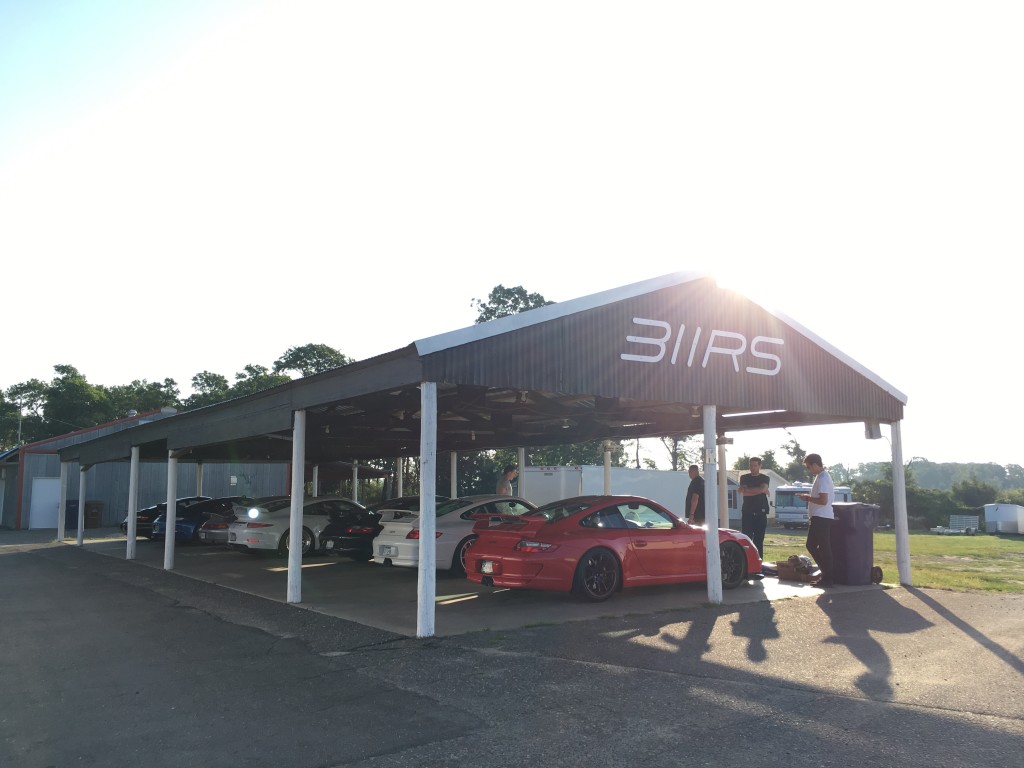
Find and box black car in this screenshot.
[320,495,448,561]
[120,496,211,539]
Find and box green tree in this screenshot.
[853,466,964,530]
[229,365,291,398]
[273,344,354,377]
[43,365,112,437]
[951,476,999,508]
[732,450,782,473]
[660,435,702,472]
[107,378,179,417]
[1005,464,1024,488]
[182,371,232,410]
[779,439,808,481]
[471,284,554,323]
[1,379,49,447]
[999,488,1024,505]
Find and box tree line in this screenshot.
[4,284,1021,524]
[732,441,1024,530]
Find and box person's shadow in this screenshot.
[729,600,780,662]
[816,589,934,697]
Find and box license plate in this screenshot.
[229,533,236,542]
[379,545,395,556]
[481,560,494,574]
[325,540,334,550]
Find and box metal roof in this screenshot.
[59,273,906,467]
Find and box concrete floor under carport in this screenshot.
[75,528,882,637]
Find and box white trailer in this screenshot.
[983,503,1024,534]
[522,466,690,519]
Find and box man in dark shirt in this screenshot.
[685,464,705,525]
[739,457,770,558]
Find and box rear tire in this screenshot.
[451,535,477,575]
[571,548,620,602]
[278,528,314,557]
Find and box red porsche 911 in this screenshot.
[465,495,762,601]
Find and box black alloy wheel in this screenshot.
[571,548,621,602]
[720,541,747,589]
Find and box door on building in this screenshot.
[29,478,61,529]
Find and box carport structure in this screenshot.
[57,272,910,637]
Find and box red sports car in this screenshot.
[465,495,762,601]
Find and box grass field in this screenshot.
[762,529,1024,593]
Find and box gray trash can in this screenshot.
[830,502,879,585]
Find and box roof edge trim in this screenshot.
[771,308,908,405]
[414,271,709,356]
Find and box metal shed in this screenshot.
[56,273,913,636]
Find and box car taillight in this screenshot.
[246,522,274,528]
[515,540,558,552]
[347,526,376,535]
[205,522,228,530]
[406,530,442,539]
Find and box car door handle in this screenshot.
[635,540,647,547]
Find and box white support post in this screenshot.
[196,462,204,496]
[163,454,178,570]
[517,448,527,499]
[287,410,307,604]
[126,446,140,560]
[890,421,913,586]
[450,452,457,498]
[76,468,87,546]
[57,462,69,543]
[312,465,319,497]
[603,443,612,494]
[417,382,438,638]
[351,460,359,503]
[717,441,729,529]
[703,406,723,605]
[396,458,404,497]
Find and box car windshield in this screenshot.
[525,501,592,523]
[776,491,808,509]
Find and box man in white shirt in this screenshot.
[496,465,517,496]
[799,453,835,587]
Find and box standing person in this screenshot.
[496,465,517,496]
[800,453,835,587]
[738,457,770,559]
[685,464,705,525]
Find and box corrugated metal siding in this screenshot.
[17,455,290,528]
[422,278,904,422]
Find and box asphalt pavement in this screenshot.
[1,528,1021,768]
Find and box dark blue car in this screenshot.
[152,496,250,544]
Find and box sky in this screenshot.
[2,1,1021,470]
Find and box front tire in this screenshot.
[720,541,747,589]
[571,548,621,602]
